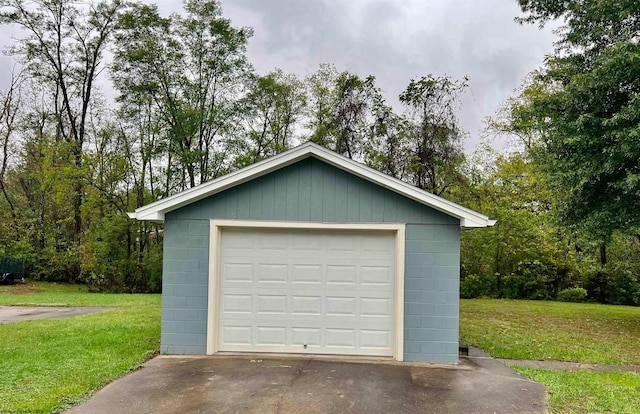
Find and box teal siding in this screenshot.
[161,156,461,363]
[168,157,458,225]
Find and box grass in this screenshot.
[460,299,640,365]
[2,285,639,413]
[0,281,161,413]
[512,368,640,414]
[460,299,640,414]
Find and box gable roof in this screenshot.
[128,142,495,228]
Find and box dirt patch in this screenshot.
[0,283,41,295]
[0,305,114,323]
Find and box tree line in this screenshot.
[460,0,640,305]
[0,0,468,292]
[0,0,638,305]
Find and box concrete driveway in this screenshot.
[0,306,113,323]
[67,354,547,414]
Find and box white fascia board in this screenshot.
[128,142,496,228]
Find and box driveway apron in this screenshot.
[66,355,547,414]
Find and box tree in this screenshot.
[513,0,640,258]
[305,64,381,160]
[0,0,126,243]
[112,0,253,192]
[459,148,573,298]
[235,69,305,166]
[517,0,639,50]
[394,75,468,196]
[365,94,409,179]
[0,71,22,240]
[485,73,548,152]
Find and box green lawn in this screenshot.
[513,368,640,414]
[461,299,640,414]
[2,285,639,413]
[0,282,161,413]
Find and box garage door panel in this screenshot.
[221,229,255,249]
[360,329,392,349]
[326,265,357,284]
[258,232,289,249]
[361,265,394,285]
[291,327,321,346]
[325,328,356,348]
[256,295,287,314]
[291,295,322,315]
[218,228,395,357]
[291,233,323,251]
[221,325,252,345]
[222,294,253,313]
[222,263,254,282]
[325,296,357,316]
[326,236,358,252]
[291,264,323,284]
[360,297,392,317]
[256,326,287,346]
[255,264,287,283]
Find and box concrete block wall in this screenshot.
[404,224,460,364]
[160,219,210,354]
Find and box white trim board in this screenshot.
[206,220,406,362]
[128,142,495,229]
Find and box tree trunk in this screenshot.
[73,145,83,244]
[599,244,607,267]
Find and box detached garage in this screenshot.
[129,143,494,363]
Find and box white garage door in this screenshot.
[217,227,396,356]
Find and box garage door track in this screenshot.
[67,354,547,414]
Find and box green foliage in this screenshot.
[513,0,640,245]
[611,270,640,306]
[0,0,638,302]
[460,273,496,299]
[581,268,614,304]
[304,64,382,160]
[459,150,576,298]
[396,75,468,195]
[517,0,640,50]
[467,0,640,304]
[557,287,587,303]
[503,260,572,300]
[234,69,306,166]
[113,0,253,189]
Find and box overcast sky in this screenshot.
[0,0,557,152]
[166,0,557,151]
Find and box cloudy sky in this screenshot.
[165,0,557,151]
[0,0,557,152]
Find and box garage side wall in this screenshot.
[161,157,461,362]
[404,224,460,363]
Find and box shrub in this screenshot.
[503,260,572,300]
[581,268,612,303]
[611,269,640,306]
[557,287,587,303]
[460,273,496,298]
[30,248,82,282]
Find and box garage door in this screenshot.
[217,227,396,356]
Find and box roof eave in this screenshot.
[127,142,496,228]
